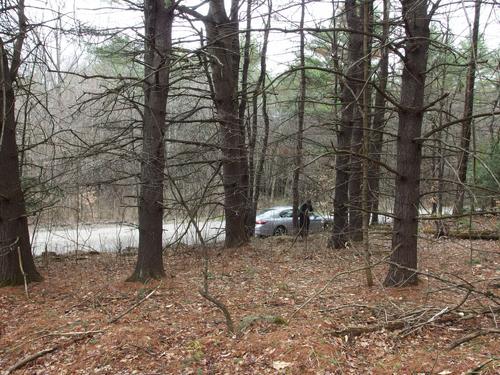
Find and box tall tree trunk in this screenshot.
[361,0,374,286]
[292,0,307,231]
[241,0,254,236]
[206,0,249,247]
[0,1,42,286]
[329,0,363,248]
[127,0,174,282]
[454,0,481,215]
[349,0,372,241]
[250,2,272,230]
[435,25,451,216]
[384,0,431,287]
[368,0,389,224]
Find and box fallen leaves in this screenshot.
[0,233,499,374]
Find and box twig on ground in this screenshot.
[290,258,387,320]
[4,347,58,375]
[332,320,406,338]
[466,357,498,374]
[107,283,161,324]
[3,330,101,374]
[449,328,500,350]
[399,307,449,337]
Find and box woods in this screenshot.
[0,0,499,372]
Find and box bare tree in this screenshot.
[453,0,482,215]
[368,0,390,224]
[329,0,363,248]
[292,0,307,231]
[181,0,249,247]
[127,0,175,282]
[248,0,272,234]
[0,0,42,286]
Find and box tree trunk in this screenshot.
[368,0,389,225]
[241,0,254,236]
[361,0,374,287]
[329,0,363,248]
[0,1,42,286]
[349,0,370,241]
[250,4,272,231]
[205,0,249,247]
[0,89,42,286]
[454,0,481,215]
[384,0,431,287]
[127,0,174,282]
[292,0,307,231]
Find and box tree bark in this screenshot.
[292,0,307,231]
[0,1,42,286]
[384,0,431,287]
[349,0,371,241]
[454,0,481,215]
[205,0,249,247]
[361,0,374,286]
[249,2,272,232]
[329,0,363,248]
[127,0,174,282]
[368,0,389,225]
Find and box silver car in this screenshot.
[254,206,333,237]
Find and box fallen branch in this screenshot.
[399,307,450,338]
[4,347,57,375]
[332,320,405,338]
[449,328,500,350]
[3,330,101,374]
[108,283,161,324]
[290,258,387,319]
[466,357,498,374]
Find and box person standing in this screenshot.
[299,200,313,237]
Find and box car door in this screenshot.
[309,213,323,232]
[278,209,294,233]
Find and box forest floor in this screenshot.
[1,229,499,374]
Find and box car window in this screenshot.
[279,209,293,218]
[258,210,276,219]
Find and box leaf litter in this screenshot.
[0,231,499,374]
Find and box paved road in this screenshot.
[30,220,225,256]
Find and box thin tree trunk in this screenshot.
[384,0,431,287]
[361,0,373,286]
[368,0,389,225]
[329,0,363,248]
[0,1,42,286]
[241,0,254,236]
[250,2,272,229]
[454,0,481,215]
[347,0,365,242]
[127,0,174,282]
[436,25,451,216]
[292,0,307,231]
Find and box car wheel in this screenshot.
[323,222,333,230]
[273,226,287,236]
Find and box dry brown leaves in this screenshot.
[0,231,499,374]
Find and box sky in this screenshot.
[27,0,500,74]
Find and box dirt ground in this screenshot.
[1,231,499,374]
